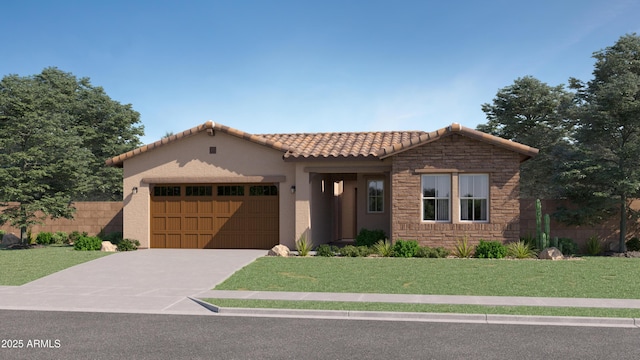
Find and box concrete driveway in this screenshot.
[0,249,266,315]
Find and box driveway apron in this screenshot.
[0,249,266,315]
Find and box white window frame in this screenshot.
[367,179,384,213]
[459,174,489,222]
[421,174,451,222]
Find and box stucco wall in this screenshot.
[391,134,521,248]
[122,131,296,248]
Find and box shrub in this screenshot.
[339,245,360,257]
[626,237,640,252]
[454,236,474,258]
[557,237,578,256]
[475,240,507,259]
[51,231,68,244]
[586,235,602,256]
[116,239,140,251]
[372,239,393,257]
[73,235,102,251]
[295,234,313,256]
[315,244,337,257]
[36,232,53,245]
[69,231,88,244]
[415,246,435,258]
[506,241,536,259]
[414,246,449,258]
[355,228,387,247]
[392,239,419,258]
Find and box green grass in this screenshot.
[215,256,640,299]
[203,298,640,318]
[0,245,111,285]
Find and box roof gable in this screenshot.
[377,123,538,160]
[106,121,538,167]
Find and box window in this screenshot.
[421,175,450,221]
[459,174,488,221]
[367,180,384,213]
[185,186,212,196]
[249,185,278,196]
[153,186,181,197]
[217,185,245,196]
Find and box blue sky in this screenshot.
[2,0,639,144]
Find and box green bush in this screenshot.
[339,245,360,257]
[415,246,434,258]
[36,232,53,245]
[372,239,393,257]
[338,245,371,257]
[415,246,449,258]
[557,237,578,256]
[315,244,337,257]
[51,231,68,244]
[116,239,140,251]
[626,237,640,252]
[392,239,419,258]
[73,235,102,251]
[69,231,88,244]
[355,228,387,247]
[474,240,507,259]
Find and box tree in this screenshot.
[0,68,143,242]
[563,34,640,252]
[478,76,574,198]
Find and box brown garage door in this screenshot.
[150,184,279,249]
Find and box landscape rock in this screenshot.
[538,247,564,260]
[268,244,290,257]
[101,241,118,252]
[1,233,21,247]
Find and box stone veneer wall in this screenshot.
[391,134,521,249]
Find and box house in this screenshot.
[106,121,538,250]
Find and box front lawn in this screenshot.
[0,245,112,285]
[214,256,640,299]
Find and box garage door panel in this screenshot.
[166,217,182,231]
[166,234,181,248]
[182,234,198,248]
[198,217,213,230]
[151,234,166,248]
[152,217,166,231]
[184,217,198,231]
[165,200,181,213]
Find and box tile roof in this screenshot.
[106,121,538,167]
[258,131,425,160]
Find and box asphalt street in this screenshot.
[1,310,639,360]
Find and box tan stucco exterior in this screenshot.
[122,130,296,248]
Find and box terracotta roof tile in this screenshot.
[106,121,538,167]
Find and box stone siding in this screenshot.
[391,134,521,249]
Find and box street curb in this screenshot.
[195,300,640,328]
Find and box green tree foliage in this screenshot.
[560,34,640,252]
[0,68,143,242]
[478,76,574,198]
